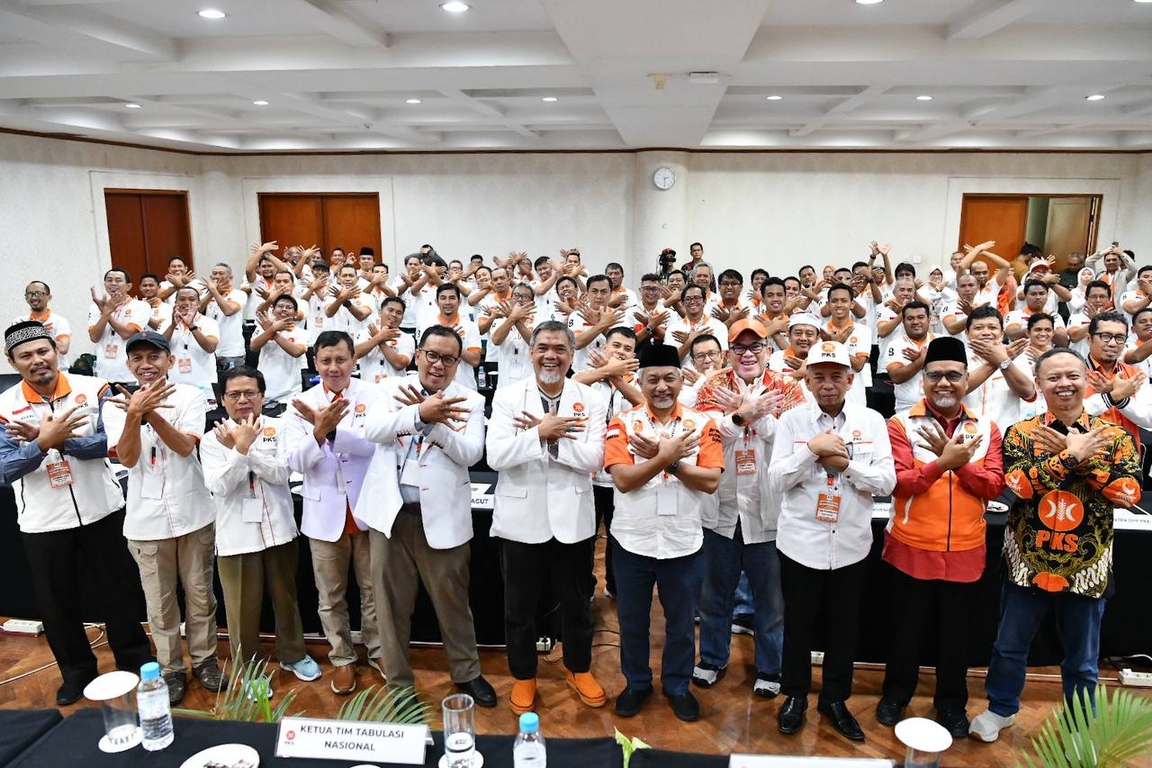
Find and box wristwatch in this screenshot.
[667,460,682,475]
[731,412,746,427]
[998,358,1012,371]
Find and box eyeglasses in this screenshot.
[719,281,742,288]
[420,349,459,367]
[1092,332,1126,344]
[692,350,722,362]
[924,371,966,383]
[682,295,704,304]
[25,291,47,298]
[730,342,766,356]
[223,390,262,401]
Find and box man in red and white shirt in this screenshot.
[884,301,937,413]
[666,284,728,364]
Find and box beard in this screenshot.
[539,369,564,385]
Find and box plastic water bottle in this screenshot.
[138,662,174,751]
[477,365,488,388]
[513,712,546,767]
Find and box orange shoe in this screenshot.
[510,678,537,714]
[565,670,607,708]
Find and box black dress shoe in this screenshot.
[614,686,653,717]
[665,690,700,722]
[818,700,865,742]
[163,671,187,706]
[778,695,808,735]
[936,707,970,739]
[456,676,497,708]
[875,698,906,727]
[56,676,93,706]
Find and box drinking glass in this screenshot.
[442,693,476,768]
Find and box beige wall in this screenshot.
[1,130,1148,368]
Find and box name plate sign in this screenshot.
[276,717,428,764]
[731,757,894,768]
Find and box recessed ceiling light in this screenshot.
[197,9,226,19]
[1085,94,1106,101]
[916,94,934,101]
[1134,1,1152,4]
[405,98,422,104]
[124,102,142,108]
[856,0,884,4]
[439,2,470,12]
[252,100,269,106]
[765,95,783,101]
[541,96,558,102]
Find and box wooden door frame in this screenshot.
[103,188,193,274]
[958,192,1102,254]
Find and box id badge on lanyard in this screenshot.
[736,428,756,476]
[815,473,841,523]
[45,449,73,488]
[242,471,264,523]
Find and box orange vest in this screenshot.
[888,404,992,552]
[1086,357,1142,442]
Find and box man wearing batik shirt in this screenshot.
[970,347,1140,743]
[691,320,806,699]
[879,337,1004,739]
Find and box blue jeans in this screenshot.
[612,539,703,696]
[698,527,783,676]
[733,572,754,617]
[986,581,1107,718]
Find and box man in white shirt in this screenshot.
[251,295,307,406]
[357,326,497,707]
[326,264,376,339]
[629,273,672,346]
[489,282,538,388]
[202,263,248,371]
[285,330,382,696]
[1005,280,1068,345]
[300,260,332,345]
[0,321,153,706]
[884,301,937,413]
[690,321,807,698]
[568,275,629,373]
[767,341,896,742]
[162,286,220,399]
[354,296,415,385]
[768,314,820,392]
[487,321,609,714]
[87,268,151,387]
[422,284,482,391]
[201,366,321,682]
[821,283,872,405]
[605,343,724,723]
[667,284,728,363]
[138,274,174,333]
[1067,280,1114,359]
[940,273,982,345]
[102,331,225,705]
[605,262,638,310]
[874,278,917,361]
[16,281,72,369]
[964,306,1036,431]
[159,256,205,305]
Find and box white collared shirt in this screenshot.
[258,325,307,402]
[768,401,896,570]
[87,298,151,383]
[164,316,220,392]
[355,327,416,384]
[102,382,215,541]
[200,416,297,557]
[204,287,248,358]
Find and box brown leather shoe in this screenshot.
[331,663,356,695]
[566,670,607,708]
[510,678,537,714]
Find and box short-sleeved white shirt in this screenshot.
[204,287,248,358]
[354,327,415,384]
[164,315,220,392]
[87,299,151,383]
[258,325,308,402]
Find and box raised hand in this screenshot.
[915,422,950,457]
[418,391,470,425]
[808,429,848,459]
[230,413,260,454]
[1031,424,1068,456]
[937,430,982,471]
[1066,425,1111,463]
[112,382,176,418]
[1110,372,1147,401]
[628,431,661,460]
[212,419,236,450]
[660,430,701,463]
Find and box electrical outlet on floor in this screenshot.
[1119,668,1152,687]
[811,651,825,666]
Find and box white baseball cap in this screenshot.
[806,340,851,367]
[789,313,822,330]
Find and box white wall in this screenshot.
[1,130,1148,371]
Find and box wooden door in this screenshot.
[1044,197,1097,270]
[958,195,1028,267]
[258,193,381,263]
[104,190,192,289]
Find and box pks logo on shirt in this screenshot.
[573,402,584,414]
[74,394,87,405]
[355,403,367,414]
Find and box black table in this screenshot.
[6,708,623,768]
[0,709,62,766]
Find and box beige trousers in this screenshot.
[369,513,480,689]
[309,530,380,666]
[128,523,219,675]
[217,539,306,668]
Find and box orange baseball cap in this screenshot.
[728,318,768,344]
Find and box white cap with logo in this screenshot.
[806,340,851,367]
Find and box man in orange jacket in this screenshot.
[879,337,1005,738]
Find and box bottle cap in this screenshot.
[140,661,161,680]
[519,712,539,733]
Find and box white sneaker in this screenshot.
[691,663,725,687]
[753,675,781,699]
[969,709,1016,742]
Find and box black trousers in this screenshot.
[501,536,595,680]
[881,563,979,711]
[778,551,867,704]
[592,485,616,594]
[21,510,153,684]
